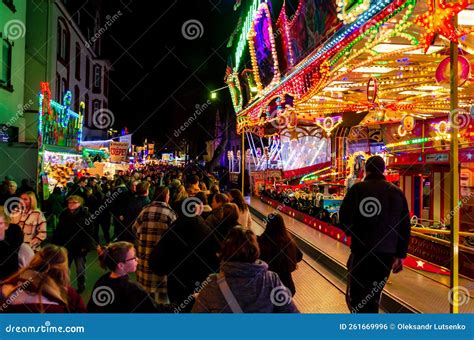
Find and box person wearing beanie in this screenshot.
[339,156,411,313]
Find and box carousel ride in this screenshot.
[227,0,474,278]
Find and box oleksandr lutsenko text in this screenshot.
[397,323,466,330]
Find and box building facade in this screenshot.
[23,0,112,142]
[0,0,112,183]
[0,0,27,142]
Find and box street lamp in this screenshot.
[209,85,229,100]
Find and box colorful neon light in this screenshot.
[234,0,259,71]
[234,0,408,120]
[414,0,470,53]
[337,0,372,25]
[38,82,83,148]
[315,116,343,136]
[248,2,280,94]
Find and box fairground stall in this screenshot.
[226,0,474,310]
[37,82,87,199]
[80,139,130,178]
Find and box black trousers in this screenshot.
[346,252,394,313]
[95,212,111,244]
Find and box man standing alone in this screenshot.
[339,156,411,313]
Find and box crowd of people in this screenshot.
[0,164,302,313]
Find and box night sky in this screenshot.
[100,0,239,155]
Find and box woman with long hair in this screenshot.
[257,213,303,296]
[229,189,252,228]
[0,244,86,313]
[11,191,47,251]
[88,241,167,313]
[213,203,240,242]
[192,227,298,313]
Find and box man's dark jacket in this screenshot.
[339,173,411,258]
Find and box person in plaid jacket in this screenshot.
[133,186,177,304]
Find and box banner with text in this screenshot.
[109,142,129,163]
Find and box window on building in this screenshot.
[103,68,109,97]
[56,74,60,100]
[74,85,80,113]
[92,99,101,115]
[61,78,67,100]
[84,93,89,125]
[0,38,13,90]
[85,57,90,89]
[57,19,70,63]
[75,43,81,80]
[93,65,101,93]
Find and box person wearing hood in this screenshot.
[192,227,299,313]
[52,195,94,294]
